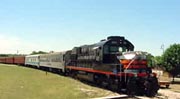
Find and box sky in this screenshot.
[0,0,179,56]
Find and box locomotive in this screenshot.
[0,36,159,97]
[64,36,159,96]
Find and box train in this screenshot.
[0,36,159,97]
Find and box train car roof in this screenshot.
[39,52,65,56]
[25,54,40,57]
[75,36,134,51]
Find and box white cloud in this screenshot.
[0,34,19,54]
[0,34,41,54]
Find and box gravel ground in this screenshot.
[130,89,180,99]
[157,80,180,99]
[93,88,180,99]
[96,77,180,99]
[157,89,180,99]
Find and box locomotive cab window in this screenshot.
[104,45,126,54]
[103,45,126,63]
[103,40,132,64]
[109,46,124,53]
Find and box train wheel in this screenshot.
[107,78,118,91]
[126,77,136,97]
[70,70,78,79]
[94,74,102,86]
[145,77,159,97]
[166,85,169,88]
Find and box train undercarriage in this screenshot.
[65,68,159,97]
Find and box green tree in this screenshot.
[0,54,9,57]
[162,44,180,82]
[30,51,47,55]
[146,53,155,67]
[154,56,163,66]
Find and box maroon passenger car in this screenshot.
[0,57,6,63]
[5,57,14,64]
[14,56,25,65]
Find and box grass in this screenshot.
[0,64,118,99]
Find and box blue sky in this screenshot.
[0,0,179,56]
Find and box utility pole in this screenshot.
[161,44,164,54]
[17,50,19,55]
[160,44,165,68]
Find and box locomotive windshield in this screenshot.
[104,45,127,54]
[110,46,123,52]
[103,45,130,63]
[102,37,134,64]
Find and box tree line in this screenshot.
[147,44,180,82]
[0,51,47,57]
